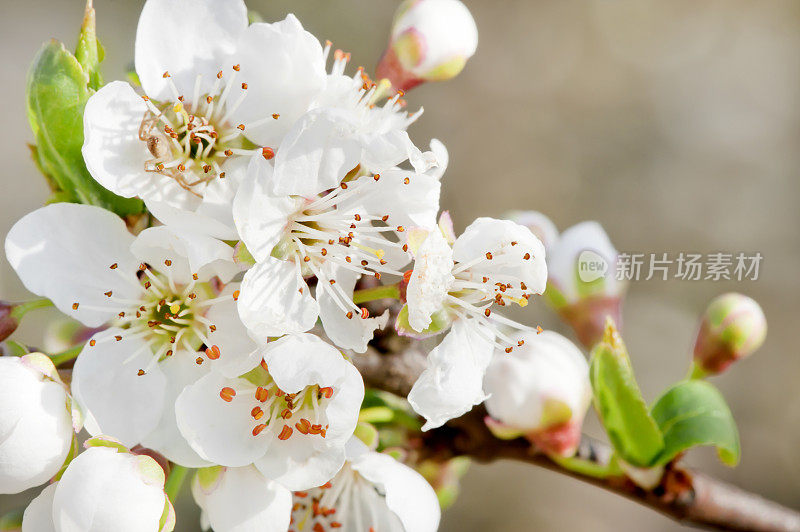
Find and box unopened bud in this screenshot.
[0,301,19,343]
[376,0,478,91]
[483,331,591,457]
[693,293,766,376]
[545,222,626,347]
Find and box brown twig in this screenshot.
[353,345,800,532]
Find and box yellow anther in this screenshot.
[169,303,181,314]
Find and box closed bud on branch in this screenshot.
[693,293,766,377]
[545,222,626,348]
[376,0,478,91]
[483,331,591,457]
[0,301,18,342]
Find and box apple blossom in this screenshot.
[692,293,767,377]
[0,354,77,495]
[376,0,478,91]
[5,203,256,466]
[21,438,174,532]
[191,466,291,532]
[403,217,548,429]
[175,334,364,490]
[545,221,626,347]
[289,437,440,532]
[82,0,327,239]
[233,150,441,352]
[483,330,591,457]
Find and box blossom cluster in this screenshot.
[1,1,641,530]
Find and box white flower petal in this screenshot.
[135,0,248,103]
[271,108,362,197]
[52,447,167,532]
[408,319,494,430]
[0,357,73,494]
[232,160,302,262]
[237,259,319,338]
[5,203,140,327]
[175,372,269,467]
[131,226,239,283]
[317,268,388,353]
[140,353,212,468]
[350,443,441,532]
[342,169,441,230]
[22,483,58,532]
[72,329,167,447]
[204,285,261,378]
[81,81,198,211]
[453,217,548,295]
[407,229,455,332]
[505,210,559,251]
[192,466,291,532]
[228,15,326,147]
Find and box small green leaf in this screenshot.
[358,406,395,424]
[589,321,664,467]
[650,379,740,466]
[75,0,103,90]
[26,40,144,216]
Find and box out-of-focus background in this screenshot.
[2,0,799,530]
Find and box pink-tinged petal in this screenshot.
[135,0,247,103]
[5,203,140,327]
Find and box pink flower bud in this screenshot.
[0,301,19,343]
[693,293,767,376]
[376,0,478,91]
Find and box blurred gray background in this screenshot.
[1,0,798,530]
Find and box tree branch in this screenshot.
[353,345,800,532]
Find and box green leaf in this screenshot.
[589,321,664,467]
[26,40,144,216]
[650,379,740,466]
[75,0,103,90]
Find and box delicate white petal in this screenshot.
[192,466,291,532]
[271,108,362,197]
[81,81,198,210]
[140,354,212,468]
[237,259,319,338]
[135,0,248,102]
[317,268,388,353]
[341,169,441,230]
[255,437,346,492]
[4,203,140,327]
[232,160,301,262]
[72,329,166,447]
[407,229,454,332]
[426,138,449,179]
[228,15,327,147]
[22,483,58,532]
[484,331,590,432]
[175,372,269,467]
[453,217,547,295]
[505,210,559,251]
[408,319,494,430]
[52,447,167,532]
[131,226,239,283]
[350,443,441,532]
[204,285,261,378]
[0,358,73,494]
[146,156,250,242]
[361,130,419,171]
[547,221,621,301]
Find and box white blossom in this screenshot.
[5,203,255,466]
[484,331,591,456]
[175,334,363,490]
[0,354,77,494]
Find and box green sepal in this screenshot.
[26,40,144,216]
[589,321,664,467]
[395,305,452,340]
[84,435,129,453]
[650,379,740,466]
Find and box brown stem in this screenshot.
[353,346,800,532]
